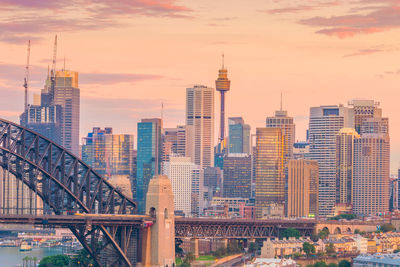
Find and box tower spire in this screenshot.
[222,53,224,69]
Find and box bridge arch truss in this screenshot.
[0,118,139,267]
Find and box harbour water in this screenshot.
[0,246,65,267]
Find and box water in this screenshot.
[0,246,66,267]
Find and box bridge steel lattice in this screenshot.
[175,218,316,239]
[0,118,139,267]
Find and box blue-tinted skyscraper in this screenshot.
[136,118,162,214]
[228,117,250,154]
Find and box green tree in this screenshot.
[175,238,184,257]
[70,249,95,266]
[39,255,70,267]
[248,242,259,253]
[338,260,351,267]
[325,243,335,254]
[318,228,330,239]
[380,223,396,233]
[281,228,301,239]
[313,261,328,267]
[328,263,338,267]
[302,242,316,256]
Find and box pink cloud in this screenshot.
[261,1,340,14]
[300,4,400,38]
[0,0,192,44]
[343,47,383,57]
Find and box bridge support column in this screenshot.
[190,238,199,259]
[222,238,228,249]
[141,175,175,267]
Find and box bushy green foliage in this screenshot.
[303,242,316,256]
[39,255,70,267]
[338,260,351,267]
[380,224,396,233]
[318,228,330,239]
[313,261,328,267]
[328,214,357,221]
[281,228,301,239]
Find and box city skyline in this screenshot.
[1,0,400,172]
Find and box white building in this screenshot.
[186,85,214,168]
[308,105,354,216]
[163,157,194,216]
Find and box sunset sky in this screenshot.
[1,0,400,172]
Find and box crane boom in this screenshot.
[23,40,30,111]
[50,35,57,104]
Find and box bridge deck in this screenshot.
[0,214,153,226]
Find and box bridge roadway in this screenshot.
[0,215,316,238]
[0,214,153,227]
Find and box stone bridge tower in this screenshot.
[141,175,175,267]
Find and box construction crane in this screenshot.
[50,35,57,104]
[23,40,30,111]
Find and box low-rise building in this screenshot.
[246,258,297,267]
[353,253,400,267]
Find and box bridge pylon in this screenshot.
[139,175,175,267]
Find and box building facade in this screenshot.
[308,105,354,216]
[353,117,390,215]
[54,70,80,155]
[136,118,163,214]
[186,85,214,168]
[255,128,285,219]
[287,159,319,218]
[266,110,295,161]
[336,128,359,204]
[222,153,252,198]
[228,117,250,154]
[162,157,194,216]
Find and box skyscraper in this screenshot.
[136,118,163,214]
[255,128,285,219]
[228,117,251,154]
[266,109,295,162]
[308,105,353,216]
[223,153,252,198]
[353,117,390,215]
[335,128,359,205]
[215,55,231,144]
[348,99,381,134]
[54,70,80,155]
[186,85,214,168]
[287,159,319,218]
[162,157,194,216]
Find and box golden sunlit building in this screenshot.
[287,159,319,218]
[255,128,285,219]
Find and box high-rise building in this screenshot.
[228,117,251,154]
[81,127,134,177]
[186,85,214,168]
[136,118,163,214]
[353,117,390,215]
[293,142,310,159]
[215,56,231,144]
[162,126,188,162]
[335,128,359,205]
[20,104,62,145]
[287,159,319,218]
[266,110,295,162]
[223,154,252,198]
[54,70,80,155]
[191,167,205,217]
[162,157,194,216]
[348,99,381,134]
[308,105,354,216]
[204,167,223,198]
[255,128,285,219]
[390,178,399,212]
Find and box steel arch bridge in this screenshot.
[0,118,141,267]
